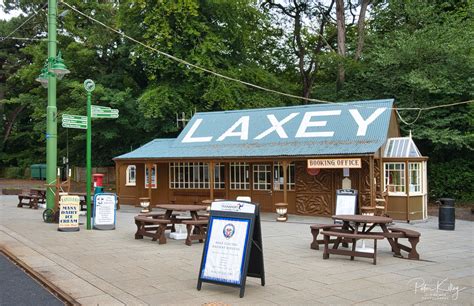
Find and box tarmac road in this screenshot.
[0,252,64,306]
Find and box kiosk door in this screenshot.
[251,164,273,212]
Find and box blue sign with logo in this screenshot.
[197,200,265,298]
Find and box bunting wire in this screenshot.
[0,36,46,41]
[1,3,48,42]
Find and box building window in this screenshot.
[145,164,157,189]
[409,162,422,194]
[230,162,249,190]
[214,163,225,189]
[125,165,136,186]
[253,164,271,190]
[169,162,211,189]
[273,162,295,191]
[384,162,405,193]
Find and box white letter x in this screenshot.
[254,113,299,140]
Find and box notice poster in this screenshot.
[58,195,80,232]
[93,193,116,230]
[201,217,250,285]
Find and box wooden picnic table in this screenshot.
[331,214,402,257]
[135,204,208,245]
[30,187,46,204]
[155,204,208,222]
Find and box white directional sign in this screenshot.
[91,105,119,119]
[62,114,87,129]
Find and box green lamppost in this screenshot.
[35,0,70,211]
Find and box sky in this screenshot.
[0,0,23,21]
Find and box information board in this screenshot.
[335,189,358,216]
[93,193,117,230]
[197,200,265,298]
[58,195,80,232]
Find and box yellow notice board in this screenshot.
[58,195,80,232]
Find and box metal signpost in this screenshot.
[92,105,119,119]
[60,79,119,230]
[61,114,87,130]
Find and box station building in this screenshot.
[113,99,428,221]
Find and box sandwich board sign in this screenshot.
[335,189,358,221]
[58,195,80,232]
[197,200,265,298]
[93,193,117,230]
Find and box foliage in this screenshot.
[429,159,474,203]
[0,0,472,202]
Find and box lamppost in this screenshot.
[36,0,70,211]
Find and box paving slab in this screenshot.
[1,195,472,305]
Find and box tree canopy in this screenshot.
[1,0,472,201]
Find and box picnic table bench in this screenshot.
[134,216,171,244]
[388,227,421,260]
[321,230,384,265]
[182,219,208,246]
[310,223,344,250]
[17,188,45,209]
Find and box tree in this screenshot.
[262,0,336,102]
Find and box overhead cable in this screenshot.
[61,1,473,124]
[1,3,48,42]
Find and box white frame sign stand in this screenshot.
[93,193,117,230]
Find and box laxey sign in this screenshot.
[182,107,386,143]
[62,114,87,129]
[91,105,119,119]
[177,100,394,145]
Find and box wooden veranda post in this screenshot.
[209,161,215,201]
[115,163,120,209]
[369,156,375,207]
[282,161,288,204]
[147,163,152,211]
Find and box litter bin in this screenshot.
[30,164,47,180]
[438,198,455,230]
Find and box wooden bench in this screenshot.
[17,190,40,209]
[134,216,171,244]
[181,219,208,246]
[321,230,384,265]
[310,224,343,250]
[388,227,421,260]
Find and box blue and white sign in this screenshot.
[211,201,256,214]
[201,217,250,285]
[93,193,117,230]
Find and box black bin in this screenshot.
[438,198,455,230]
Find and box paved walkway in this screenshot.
[0,195,472,305]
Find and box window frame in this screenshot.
[273,162,295,191]
[253,164,271,190]
[384,162,406,195]
[169,162,215,190]
[408,162,422,195]
[230,162,250,190]
[144,164,157,189]
[125,165,136,186]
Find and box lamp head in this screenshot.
[50,51,70,80]
[35,67,49,88]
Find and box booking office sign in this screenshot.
[197,200,265,298]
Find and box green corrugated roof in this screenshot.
[115,99,395,160]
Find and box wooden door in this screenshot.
[250,163,274,212]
